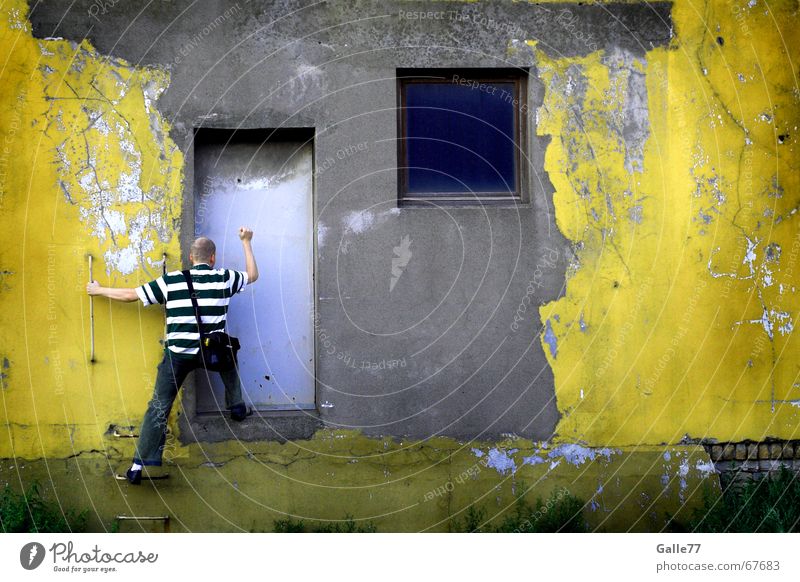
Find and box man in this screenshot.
[87,227,259,484]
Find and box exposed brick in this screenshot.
[771,465,790,479]
[723,444,735,460]
[712,441,800,487]
[770,443,782,459]
[714,461,731,473]
[741,459,759,472]
[759,460,781,472]
[735,444,747,460]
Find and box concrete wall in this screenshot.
[1,0,798,531]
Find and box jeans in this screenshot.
[132,348,246,466]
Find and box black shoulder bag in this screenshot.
[181,270,241,372]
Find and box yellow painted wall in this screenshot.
[535,0,800,445]
[1,0,183,459]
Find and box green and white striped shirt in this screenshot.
[135,263,249,358]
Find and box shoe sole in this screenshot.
[115,473,170,482]
[231,407,254,421]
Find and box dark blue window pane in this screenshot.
[405,82,517,194]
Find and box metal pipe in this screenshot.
[88,254,95,363]
[114,515,170,532]
[162,253,168,336]
[115,515,169,521]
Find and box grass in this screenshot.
[272,487,587,533]
[454,486,589,533]
[0,481,87,533]
[273,514,377,533]
[683,467,800,533]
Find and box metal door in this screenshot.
[194,136,315,411]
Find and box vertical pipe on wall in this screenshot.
[162,252,168,335]
[88,253,95,363]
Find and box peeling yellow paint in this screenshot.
[536,0,800,445]
[0,0,183,458]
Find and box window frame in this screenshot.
[396,67,530,207]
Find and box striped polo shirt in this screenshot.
[135,263,249,358]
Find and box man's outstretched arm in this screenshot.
[86,281,138,302]
[239,226,259,284]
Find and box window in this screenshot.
[397,68,529,205]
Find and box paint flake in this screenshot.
[544,319,558,358]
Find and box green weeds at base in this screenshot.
[684,467,800,533]
[272,489,587,533]
[1,482,87,533]
[454,487,589,533]
[273,514,377,533]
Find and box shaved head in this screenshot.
[190,237,216,264]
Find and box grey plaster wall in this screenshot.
[29,0,672,441]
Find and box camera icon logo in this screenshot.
[20,542,46,570]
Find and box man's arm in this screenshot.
[239,226,258,284]
[86,281,138,302]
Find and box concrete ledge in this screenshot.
[179,410,324,445]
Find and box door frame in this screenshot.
[177,126,323,445]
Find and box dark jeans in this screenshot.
[132,348,245,466]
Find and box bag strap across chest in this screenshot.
[181,269,206,344]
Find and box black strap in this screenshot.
[181,269,206,345]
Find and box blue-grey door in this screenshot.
[194,137,315,411]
